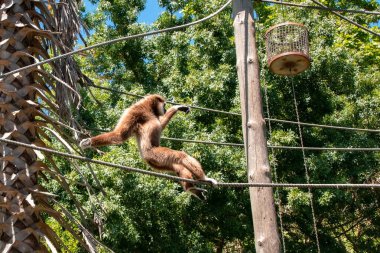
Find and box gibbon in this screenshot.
[80,94,217,200]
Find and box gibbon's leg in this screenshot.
[144,146,205,179]
[147,162,193,189]
[143,146,217,185]
[147,158,208,201]
[160,105,190,130]
[173,164,208,201]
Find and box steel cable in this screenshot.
[260,0,380,15]
[0,0,232,79]
[89,84,380,133]
[1,137,380,189]
[311,0,380,37]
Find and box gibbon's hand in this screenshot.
[174,105,190,114]
[204,177,218,186]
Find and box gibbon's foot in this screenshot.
[79,138,92,149]
[203,177,218,187]
[175,105,190,114]
[187,187,207,201]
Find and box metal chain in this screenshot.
[257,5,287,248]
[280,0,286,22]
[264,82,287,252]
[290,78,321,253]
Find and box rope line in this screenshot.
[0,0,232,79]
[260,0,380,15]
[89,84,380,133]
[311,0,380,37]
[1,137,380,189]
[0,138,197,184]
[291,78,321,253]
[215,182,380,189]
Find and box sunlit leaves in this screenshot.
[76,0,380,251]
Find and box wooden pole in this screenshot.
[232,1,281,252]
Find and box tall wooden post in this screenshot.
[232,0,281,252]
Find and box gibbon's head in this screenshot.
[145,94,166,116]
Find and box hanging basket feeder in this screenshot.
[265,22,311,76]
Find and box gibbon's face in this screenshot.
[157,101,166,116]
[148,94,166,116]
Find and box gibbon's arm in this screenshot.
[160,105,190,130]
[80,130,125,148]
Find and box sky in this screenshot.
[138,0,164,24]
[84,0,379,26]
[84,0,164,24]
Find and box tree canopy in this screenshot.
[42,0,380,252]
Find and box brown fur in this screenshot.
[80,94,215,199]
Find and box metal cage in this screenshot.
[265,22,311,76]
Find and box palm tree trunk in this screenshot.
[1,2,45,251]
[0,0,94,251]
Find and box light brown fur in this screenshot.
[80,94,216,200]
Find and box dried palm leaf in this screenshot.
[1,0,106,251]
